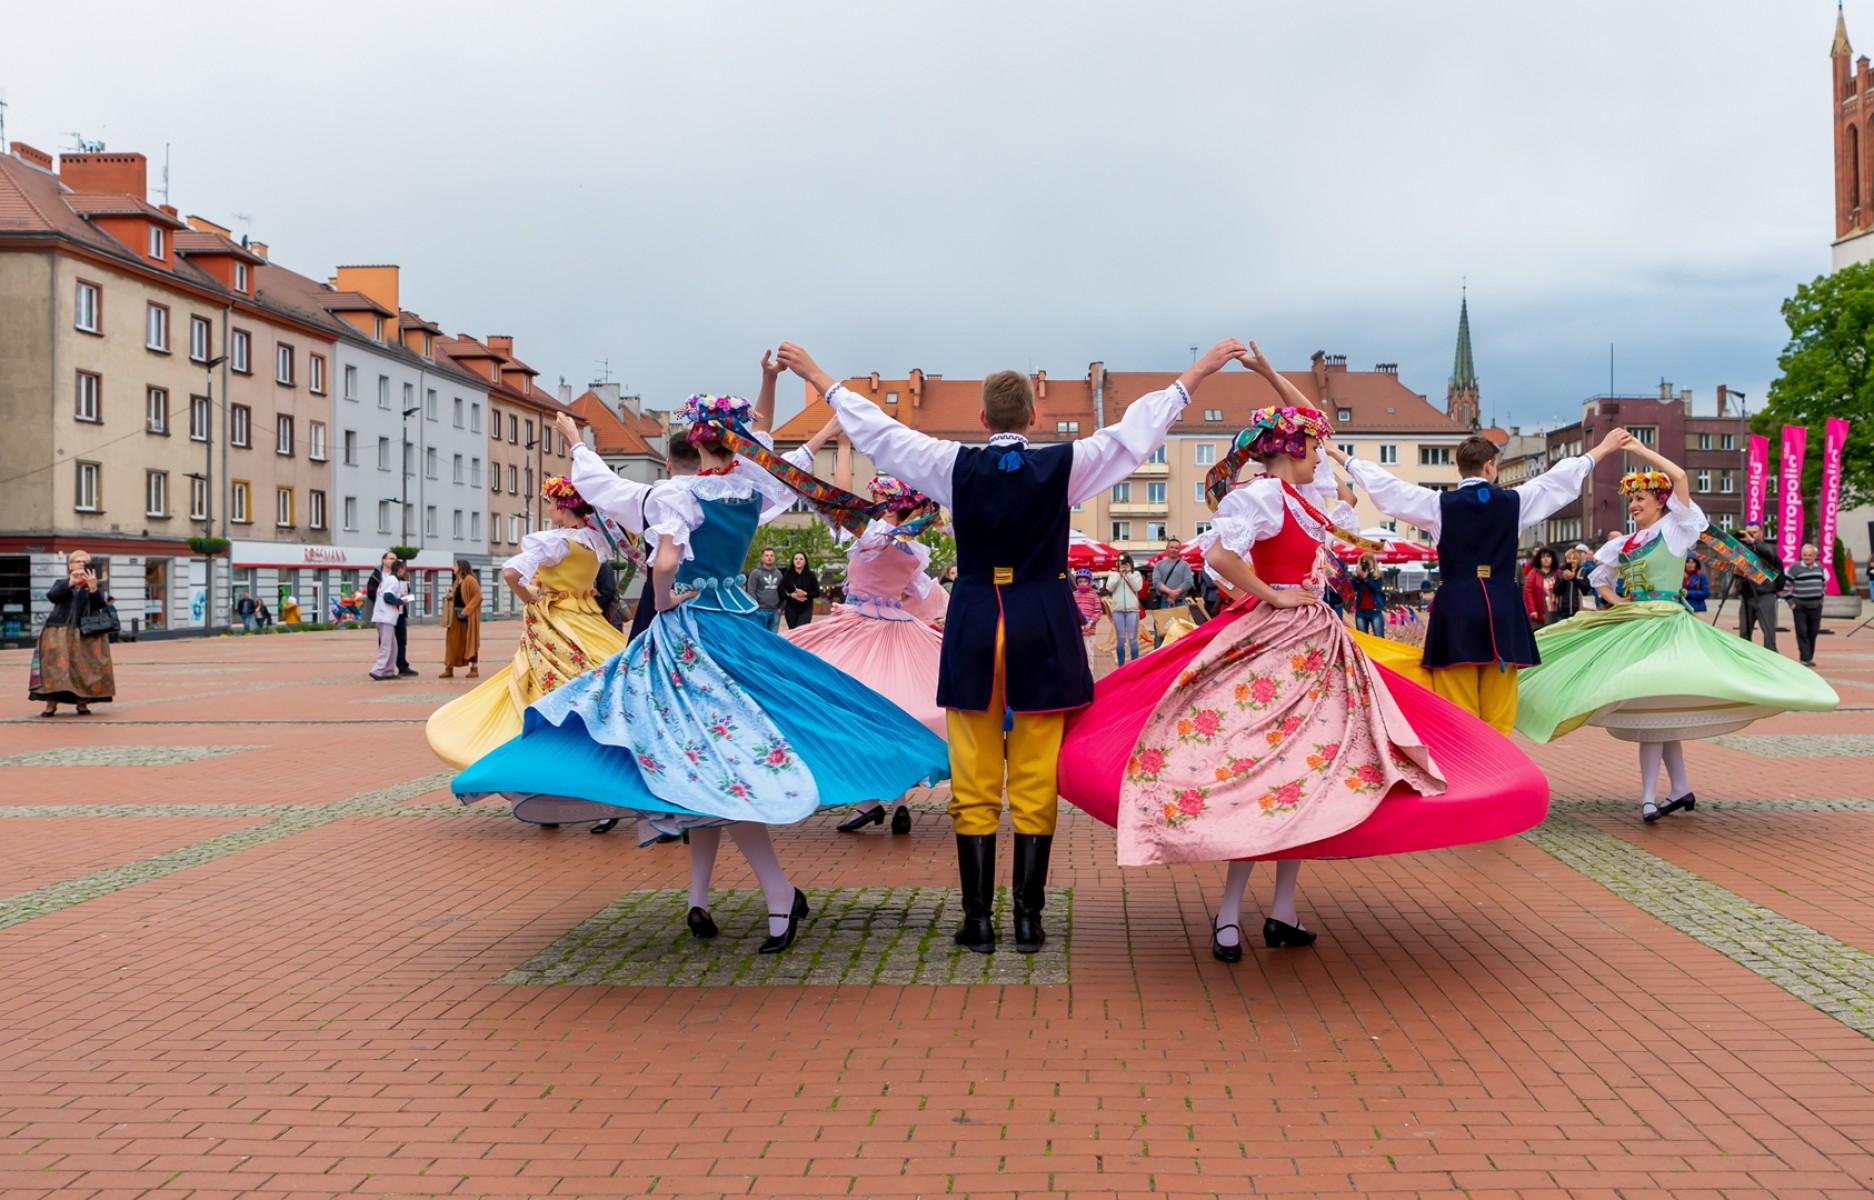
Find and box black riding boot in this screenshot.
[952,834,998,953]
[1011,832,1053,953]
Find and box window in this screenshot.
[341,429,357,466]
[1337,408,1352,423]
[309,354,326,394]
[523,466,533,496]
[1147,482,1167,504]
[1695,469,1711,493]
[1111,520,1132,541]
[1720,469,1736,495]
[75,371,101,422]
[189,395,210,441]
[148,225,166,259]
[1193,521,1211,537]
[378,375,390,409]
[470,402,482,433]
[509,414,519,443]
[1718,512,1735,532]
[75,461,101,511]
[275,344,294,386]
[309,490,327,530]
[1193,482,1206,504]
[1146,521,1167,541]
[230,404,251,448]
[230,329,250,373]
[557,434,566,457]
[1195,443,1216,466]
[75,281,100,333]
[145,470,168,517]
[1696,432,1712,451]
[1378,444,1399,465]
[491,519,502,546]
[233,261,249,293]
[1419,446,1452,466]
[524,419,536,448]
[1337,442,1355,458]
[190,475,209,520]
[508,464,518,492]
[453,397,464,428]
[452,509,464,539]
[145,303,169,351]
[424,507,437,537]
[231,480,251,524]
[146,387,169,435]
[276,487,294,527]
[1056,420,1080,434]
[884,390,899,405]
[1720,433,1736,451]
[378,437,391,471]
[404,443,414,476]
[452,454,464,484]
[1630,425,1656,447]
[470,457,482,487]
[343,365,358,401]
[426,388,438,421]
[378,500,393,534]
[276,414,294,456]
[1203,409,1223,422]
[425,447,438,480]
[343,496,357,531]
[405,383,416,415]
[490,464,501,494]
[470,512,481,540]
[1112,482,1132,503]
[309,421,327,462]
[190,315,211,362]
[509,514,522,543]
[1147,446,1167,464]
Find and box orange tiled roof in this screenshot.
[773,374,1097,444]
[64,193,187,226]
[173,228,265,262]
[569,391,657,458]
[316,290,395,316]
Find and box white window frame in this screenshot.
[75,461,101,512]
[452,509,464,539]
[145,303,169,351]
[276,486,294,528]
[1194,443,1216,466]
[189,315,211,362]
[453,397,465,428]
[378,437,391,471]
[233,261,249,293]
[1112,482,1131,503]
[75,371,101,423]
[378,500,393,535]
[190,395,210,442]
[1202,409,1223,422]
[275,344,295,386]
[509,514,522,543]
[470,511,481,540]
[309,489,327,530]
[378,375,390,410]
[145,469,167,517]
[425,446,438,480]
[146,386,168,434]
[452,453,464,484]
[470,457,482,487]
[1111,520,1131,542]
[190,475,209,520]
[275,414,294,457]
[1146,481,1167,504]
[231,481,251,524]
[231,404,251,448]
[343,365,358,401]
[343,496,358,531]
[1695,469,1711,493]
[1379,444,1399,465]
[342,429,357,466]
[309,353,326,395]
[230,329,250,373]
[74,281,100,333]
[1147,446,1167,465]
[425,505,437,537]
[309,421,327,462]
[148,225,166,259]
[426,388,438,422]
[470,402,482,433]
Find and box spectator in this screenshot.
[747,547,785,632]
[1522,546,1559,628]
[1554,546,1593,620]
[1682,556,1710,614]
[31,549,114,716]
[442,559,483,678]
[780,551,820,630]
[1073,568,1104,665]
[938,564,958,593]
[1786,543,1827,667]
[236,591,256,632]
[366,550,418,676]
[1734,523,1784,651]
[1103,553,1145,666]
[1150,538,1195,647]
[1351,553,1387,637]
[369,562,408,680]
[255,597,273,629]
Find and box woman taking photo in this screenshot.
[1350,553,1387,637]
[1523,545,1559,628]
[780,551,820,629]
[1103,553,1146,666]
[441,560,483,679]
[31,549,115,716]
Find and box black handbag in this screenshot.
[78,607,118,637]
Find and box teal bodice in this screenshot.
[677,495,761,615]
[1617,531,1688,604]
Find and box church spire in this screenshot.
[1446,287,1481,430]
[1835,2,1853,58]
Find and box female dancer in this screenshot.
[1057,346,1547,959]
[424,476,632,775]
[785,432,949,836]
[1514,435,1837,820]
[454,394,950,953]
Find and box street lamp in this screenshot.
[200,354,229,636]
[400,404,421,548]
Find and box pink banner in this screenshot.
[1819,417,1850,594]
[1776,424,1808,569]
[1745,434,1770,526]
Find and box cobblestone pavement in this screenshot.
[2,617,1874,1198]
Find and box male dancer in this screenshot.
[1328,428,1625,733]
[778,339,1245,953]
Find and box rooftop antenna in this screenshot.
[1190,343,1199,364]
[63,131,106,153]
[158,143,170,205]
[229,211,253,241]
[595,357,613,384]
[0,99,8,153]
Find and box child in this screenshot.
[1073,569,1103,666]
[369,564,406,680]
[1327,428,1626,733]
[778,337,1246,954]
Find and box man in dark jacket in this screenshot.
[365,550,418,676]
[1735,523,1783,652]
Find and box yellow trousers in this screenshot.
[1429,664,1519,736]
[945,626,1064,836]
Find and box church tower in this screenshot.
[1446,289,1480,430]
[1833,4,1874,268]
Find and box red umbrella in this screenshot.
[1067,533,1119,572]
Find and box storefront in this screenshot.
[226,541,491,624]
[0,536,214,644]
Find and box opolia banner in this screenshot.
[1819,417,1850,594]
[1745,434,1770,527]
[1776,424,1808,569]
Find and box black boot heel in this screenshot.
[952,834,998,954]
[757,888,810,954]
[836,806,885,833]
[687,907,718,939]
[1011,832,1053,954]
[1262,918,1318,949]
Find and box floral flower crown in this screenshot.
[1237,405,1332,462]
[541,475,586,510]
[1619,469,1672,497]
[681,393,754,444]
[867,474,932,512]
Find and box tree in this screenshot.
[1760,263,1874,523]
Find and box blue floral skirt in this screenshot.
[453,604,951,833]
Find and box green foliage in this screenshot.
[1760,263,1874,521]
[186,536,230,556]
[744,520,840,574]
[389,545,422,561]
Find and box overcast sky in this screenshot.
[0,2,1850,430]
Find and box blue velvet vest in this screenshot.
[939,440,1093,712]
[1422,484,1540,670]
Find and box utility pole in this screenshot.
[401,404,420,546]
[198,354,228,634]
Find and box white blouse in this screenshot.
[1198,457,1358,562]
[1588,492,1709,591]
[643,439,815,559]
[502,526,609,585]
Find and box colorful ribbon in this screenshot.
[1693,528,1774,586]
[1278,481,1388,554]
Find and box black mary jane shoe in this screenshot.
[757,888,810,955]
[836,806,885,833]
[591,818,619,835]
[1641,801,1663,824]
[1659,792,1697,817]
[890,805,912,836]
[1210,922,1243,964]
[687,907,719,939]
[1262,918,1318,949]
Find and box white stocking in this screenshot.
[1268,860,1303,927]
[853,800,882,815]
[1662,740,1691,800]
[687,826,721,911]
[1638,742,1665,809]
[1214,861,1252,947]
[727,822,796,936]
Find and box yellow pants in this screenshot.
[1429,664,1519,736]
[945,625,1064,836]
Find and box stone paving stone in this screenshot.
[1709,732,1874,758]
[354,690,464,704]
[0,744,257,768]
[501,886,1071,987]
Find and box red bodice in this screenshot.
[1247,502,1320,585]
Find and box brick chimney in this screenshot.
[487,335,514,357]
[1034,369,1047,399]
[58,151,147,198]
[868,372,880,393]
[1310,350,1330,396]
[249,241,269,261]
[1716,384,1729,417]
[11,143,54,172]
[1088,361,1104,428]
[909,368,924,408]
